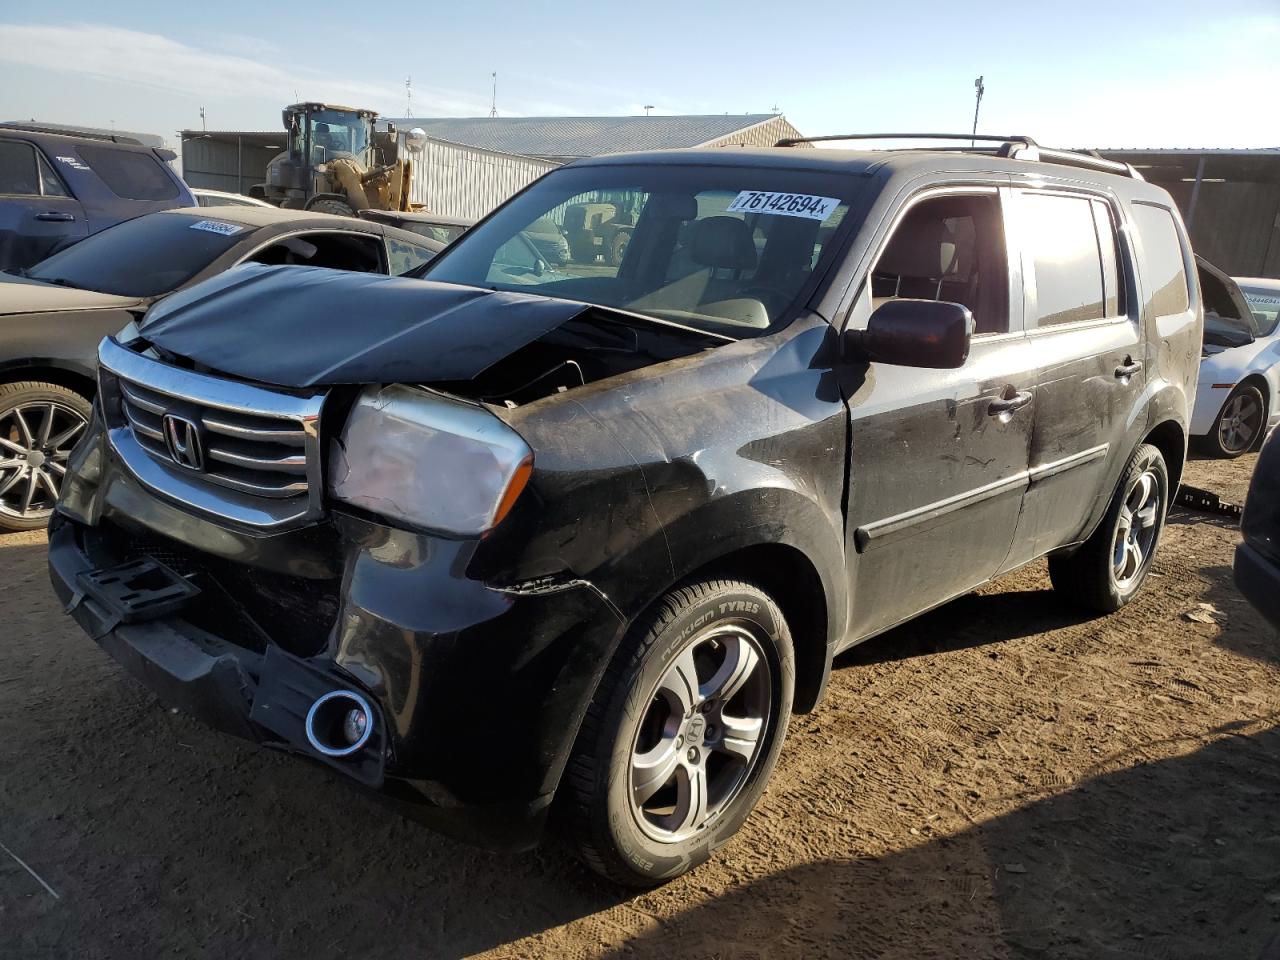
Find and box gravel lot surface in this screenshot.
[2,453,1277,959]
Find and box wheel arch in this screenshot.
[0,361,96,401]
[635,541,832,715]
[1142,418,1187,492]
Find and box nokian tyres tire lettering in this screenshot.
[562,578,795,886]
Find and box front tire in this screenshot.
[0,382,92,532]
[307,197,356,217]
[563,579,794,886]
[1049,442,1169,613]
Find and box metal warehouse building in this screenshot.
[1098,148,1280,278]
[179,113,804,219]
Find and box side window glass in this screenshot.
[871,193,1009,335]
[0,141,40,196]
[75,145,179,201]
[1021,193,1106,327]
[1130,204,1190,318]
[36,151,70,198]
[386,236,436,276]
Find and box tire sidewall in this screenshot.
[1105,445,1169,603]
[601,584,794,883]
[1213,383,1266,458]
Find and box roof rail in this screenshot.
[0,122,143,146]
[774,132,1144,180]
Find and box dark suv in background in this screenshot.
[50,134,1201,885]
[0,124,194,272]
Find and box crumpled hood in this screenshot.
[0,274,143,316]
[139,263,592,388]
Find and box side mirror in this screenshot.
[850,298,974,369]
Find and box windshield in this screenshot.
[309,109,371,162]
[423,164,858,336]
[25,214,244,297]
[1242,285,1280,337]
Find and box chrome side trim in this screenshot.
[1028,443,1110,484]
[854,471,1029,552]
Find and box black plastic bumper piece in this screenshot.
[1235,541,1280,631]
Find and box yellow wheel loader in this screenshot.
[251,103,425,216]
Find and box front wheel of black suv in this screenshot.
[1049,442,1169,613]
[563,579,795,886]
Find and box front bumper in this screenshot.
[49,435,625,850]
[1234,540,1280,631]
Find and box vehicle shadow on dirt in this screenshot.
[603,718,1280,960]
[836,582,1093,668]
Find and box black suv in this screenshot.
[0,124,194,272]
[49,134,1202,885]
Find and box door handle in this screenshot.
[988,390,1033,416]
[35,212,74,222]
[1114,358,1143,379]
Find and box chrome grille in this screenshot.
[98,338,326,530]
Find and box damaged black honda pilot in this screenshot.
[50,135,1202,885]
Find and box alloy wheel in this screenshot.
[1112,468,1162,590]
[1218,392,1262,455]
[0,402,87,522]
[629,622,773,843]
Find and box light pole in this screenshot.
[971,76,984,146]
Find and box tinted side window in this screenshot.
[1021,193,1105,327]
[76,145,179,201]
[1130,203,1190,318]
[0,141,39,195]
[386,236,436,275]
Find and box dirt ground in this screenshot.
[3,453,1278,960]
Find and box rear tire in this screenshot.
[1203,382,1266,458]
[563,579,794,886]
[0,381,92,533]
[1048,443,1168,613]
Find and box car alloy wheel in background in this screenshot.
[0,383,92,531]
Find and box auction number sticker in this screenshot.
[726,190,839,220]
[189,220,244,236]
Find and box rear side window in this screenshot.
[37,151,70,197]
[1130,203,1190,317]
[75,145,179,201]
[0,140,39,195]
[1021,192,1113,327]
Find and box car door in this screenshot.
[842,185,1037,641]
[0,139,87,271]
[1001,187,1150,569]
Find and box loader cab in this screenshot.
[264,103,378,208]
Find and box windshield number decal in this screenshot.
[189,220,244,236]
[726,191,839,221]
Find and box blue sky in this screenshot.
[0,1,1276,148]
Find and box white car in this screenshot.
[1191,265,1280,458]
[189,187,274,209]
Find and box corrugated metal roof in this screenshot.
[384,114,784,158]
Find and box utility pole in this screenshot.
[489,73,498,118]
[643,105,654,116]
[405,75,413,117]
[971,76,984,146]
[199,106,206,132]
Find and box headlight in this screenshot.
[329,384,532,537]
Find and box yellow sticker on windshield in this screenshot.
[726,191,839,220]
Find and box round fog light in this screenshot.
[343,707,368,745]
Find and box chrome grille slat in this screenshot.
[98,337,326,530]
[206,446,308,473]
